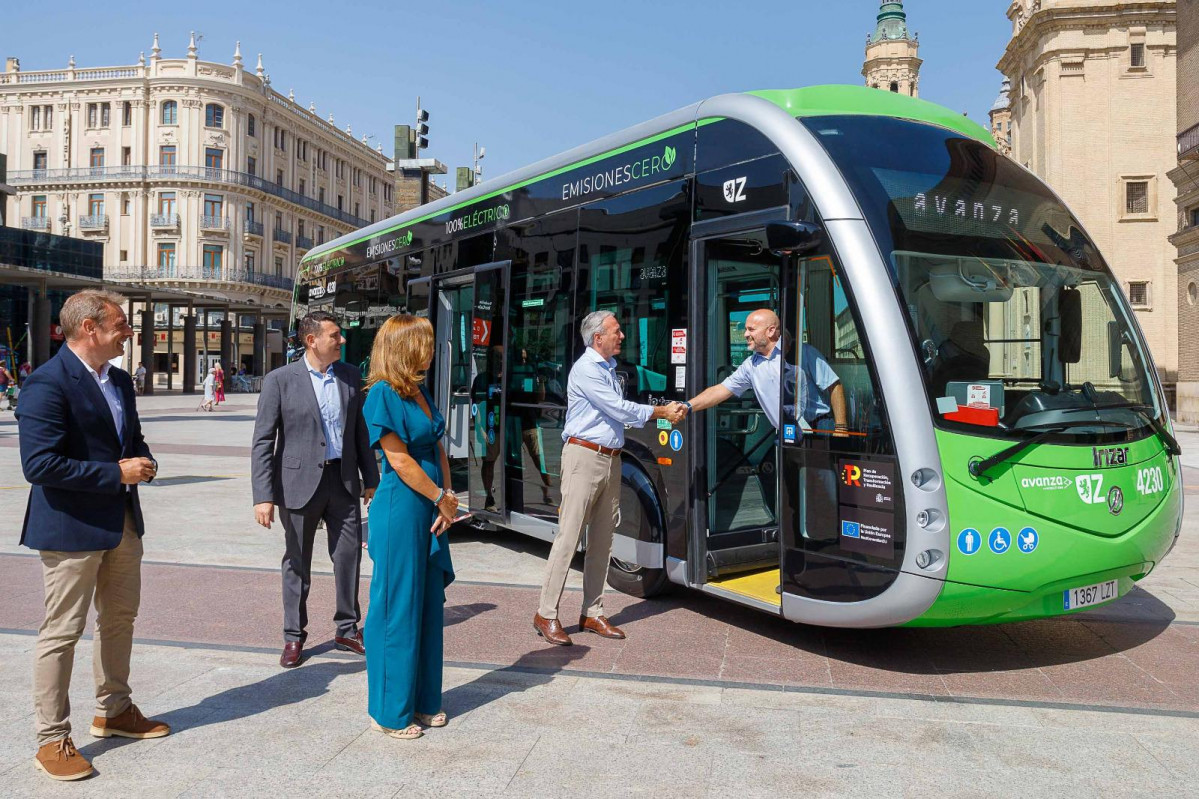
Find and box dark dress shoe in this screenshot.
[334,630,365,655]
[532,613,572,646]
[579,615,626,639]
[280,641,302,668]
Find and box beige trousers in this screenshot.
[33,508,142,744]
[538,443,620,620]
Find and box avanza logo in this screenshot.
[1020,475,1073,491]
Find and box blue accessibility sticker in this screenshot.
[783,424,797,444]
[841,520,861,539]
[669,429,683,452]
[1017,527,1039,553]
[989,527,1012,554]
[957,528,981,555]
[487,430,495,445]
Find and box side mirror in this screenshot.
[767,221,823,255]
[1058,287,1082,364]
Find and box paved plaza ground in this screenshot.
[1,392,1198,797]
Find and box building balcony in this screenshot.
[78,215,108,231]
[273,229,292,245]
[150,213,180,229]
[5,165,371,227]
[1181,123,1199,161]
[296,234,314,251]
[200,215,230,232]
[106,263,294,292]
[244,220,264,237]
[20,216,50,231]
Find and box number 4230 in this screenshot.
[1136,466,1164,496]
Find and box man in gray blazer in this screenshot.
[251,311,380,668]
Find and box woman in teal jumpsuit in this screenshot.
[362,314,457,741]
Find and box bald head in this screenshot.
[743,308,781,356]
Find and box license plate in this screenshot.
[1063,579,1118,611]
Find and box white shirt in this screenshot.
[561,347,653,449]
[80,356,125,443]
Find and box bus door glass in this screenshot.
[777,251,902,603]
[467,264,509,515]
[433,278,474,498]
[699,232,782,578]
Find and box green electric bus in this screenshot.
[296,85,1182,627]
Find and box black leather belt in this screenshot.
[323,458,342,467]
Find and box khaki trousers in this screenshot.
[33,507,142,744]
[538,443,620,620]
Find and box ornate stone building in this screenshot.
[0,36,395,377]
[989,78,1014,156]
[997,0,1179,396]
[862,1,922,96]
[1170,0,1199,419]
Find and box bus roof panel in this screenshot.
[749,85,996,148]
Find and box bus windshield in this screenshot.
[802,114,1162,440]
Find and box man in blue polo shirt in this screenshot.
[683,308,847,434]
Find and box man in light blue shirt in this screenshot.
[534,311,684,646]
[683,308,847,434]
[306,356,343,462]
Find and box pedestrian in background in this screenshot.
[251,310,379,668]
[533,310,685,646]
[133,363,146,395]
[16,289,168,782]
[362,314,458,741]
[213,362,225,405]
[198,367,216,412]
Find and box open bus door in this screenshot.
[688,215,786,610]
[420,261,511,520]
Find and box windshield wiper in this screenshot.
[969,420,1133,479]
[1058,397,1182,457]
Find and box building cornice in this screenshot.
[998,2,1177,74]
[0,58,389,168]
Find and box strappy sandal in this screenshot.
[371,721,423,740]
[415,711,448,728]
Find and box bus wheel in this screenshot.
[606,469,670,599]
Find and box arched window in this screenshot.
[161,100,177,125]
[890,81,899,93]
[247,113,256,137]
[205,103,224,128]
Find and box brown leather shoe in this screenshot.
[579,615,626,639]
[334,630,365,655]
[90,703,170,739]
[532,613,572,646]
[34,737,93,781]
[280,640,302,668]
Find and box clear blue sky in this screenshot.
[3,0,1011,188]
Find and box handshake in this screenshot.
[658,401,690,425]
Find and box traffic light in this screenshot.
[415,108,429,152]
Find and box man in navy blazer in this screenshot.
[17,290,170,782]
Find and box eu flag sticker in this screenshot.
[841,520,861,539]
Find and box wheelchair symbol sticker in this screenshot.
[669,430,683,451]
[1017,527,1039,553]
[957,528,981,555]
[989,527,1011,554]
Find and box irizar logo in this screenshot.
[1020,475,1073,491]
[1076,474,1105,505]
[723,176,747,203]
